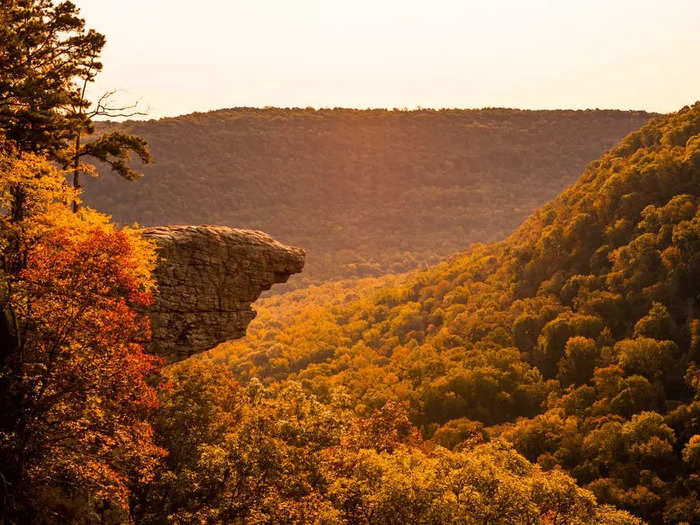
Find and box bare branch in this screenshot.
[86,90,149,120]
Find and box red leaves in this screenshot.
[3,220,164,516]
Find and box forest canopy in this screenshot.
[83,107,652,289]
[0,2,694,523]
[203,103,700,524]
[0,153,643,522]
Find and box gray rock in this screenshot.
[141,225,304,362]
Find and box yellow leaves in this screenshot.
[322,441,607,525]
[121,224,158,292]
[154,360,649,524]
[0,153,78,251]
[683,134,700,169]
[148,103,700,522]
[1,147,164,517]
[383,372,399,385]
[681,434,700,468]
[0,149,157,298]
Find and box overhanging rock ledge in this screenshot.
[142,225,305,362]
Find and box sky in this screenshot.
[74,0,700,119]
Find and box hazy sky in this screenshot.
[75,0,700,119]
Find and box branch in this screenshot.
[88,90,150,120]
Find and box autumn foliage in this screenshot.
[205,103,700,523]
[131,360,641,524]
[0,147,162,522]
[2,99,691,522]
[1,2,698,523]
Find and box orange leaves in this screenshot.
[6,225,165,512]
[0,148,162,520]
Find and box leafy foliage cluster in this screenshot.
[0,2,647,523]
[0,2,694,523]
[0,2,156,519]
[134,360,640,524]
[0,146,163,522]
[0,145,651,524]
[205,103,700,523]
[83,107,651,289]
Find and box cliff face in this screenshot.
[142,225,305,362]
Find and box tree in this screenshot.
[142,361,643,525]
[557,336,599,386]
[681,434,700,469]
[633,302,675,341]
[615,337,677,381]
[0,148,163,522]
[0,0,151,209]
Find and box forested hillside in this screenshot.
[4,1,696,523]
[84,108,652,288]
[201,103,700,523]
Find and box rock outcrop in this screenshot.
[142,225,305,362]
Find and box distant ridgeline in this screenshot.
[205,103,700,523]
[84,107,652,289]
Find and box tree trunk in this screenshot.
[72,135,81,213]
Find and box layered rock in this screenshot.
[142,225,304,362]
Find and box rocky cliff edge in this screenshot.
[142,225,305,362]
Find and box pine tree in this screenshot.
[0,0,151,207]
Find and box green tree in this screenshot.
[681,434,700,469]
[615,337,677,381]
[633,302,675,341]
[0,0,151,207]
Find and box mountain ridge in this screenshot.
[84,107,654,289]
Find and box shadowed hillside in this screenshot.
[84,107,652,288]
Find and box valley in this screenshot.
[84,108,652,289]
